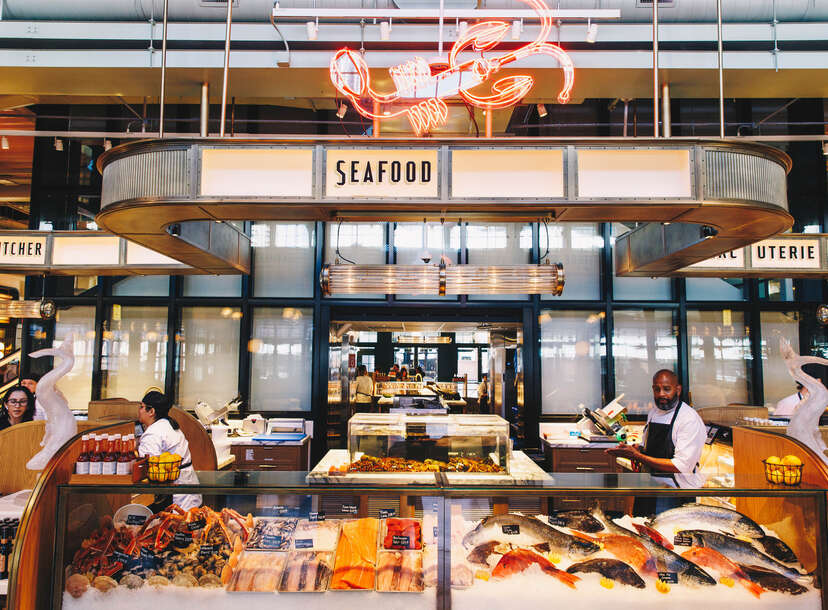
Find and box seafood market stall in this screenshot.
[46,471,827,610]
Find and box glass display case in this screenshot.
[347,413,511,474]
[52,473,827,609]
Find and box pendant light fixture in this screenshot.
[0,299,57,320]
[320,262,564,296]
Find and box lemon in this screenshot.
[719,576,735,588]
[765,456,781,465]
[784,470,800,485]
[600,577,614,590]
[782,455,802,466]
[547,553,562,564]
[656,580,671,594]
[474,570,490,581]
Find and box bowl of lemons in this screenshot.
[147,452,183,482]
[762,454,803,486]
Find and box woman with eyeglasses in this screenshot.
[0,385,36,431]
[137,390,201,510]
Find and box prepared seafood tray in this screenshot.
[292,519,341,551]
[330,517,379,590]
[226,551,286,592]
[246,518,298,551]
[382,518,423,550]
[277,551,334,592]
[376,551,425,592]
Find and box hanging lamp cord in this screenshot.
[335,219,357,264]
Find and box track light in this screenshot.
[457,21,468,37]
[586,19,598,43]
[54,138,63,151]
[306,19,318,40]
[380,20,391,41]
[511,20,522,40]
[336,103,348,119]
[103,139,112,151]
[0,137,8,151]
[537,104,548,118]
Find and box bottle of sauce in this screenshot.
[75,434,90,475]
[88,435,103,475]
[102,435,118,476]
[116,435,131,476]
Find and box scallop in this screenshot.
[147,575,170,588]
[198,574,223,588]
[172,573,199,588]
[66,574,90,598]
[92,575,119,593]
[119,573,144,589]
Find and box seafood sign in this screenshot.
[329,0,575,135]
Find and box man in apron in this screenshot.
[607,369,706,516]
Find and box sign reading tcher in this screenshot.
[0,237,46,265]
[683,235,824,276]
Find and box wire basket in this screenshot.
[147,455,182,482]
[762,459,803,486]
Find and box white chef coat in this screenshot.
[138,418,202,510]
[641,401,707,489]
[774,391,803,417]
[354,375,374,403]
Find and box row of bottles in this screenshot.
[0,518,20,580]
[75,434,136,476]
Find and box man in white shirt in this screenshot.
[353,365,375,412]
[774,383,807,417]
[607,369,707,512]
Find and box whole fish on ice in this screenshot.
[648,503,764,539]
[462,514,599,558]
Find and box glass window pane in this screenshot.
[540,310,605,414]
[542,223,602,300]
[458,347,479,385]
[253,222,316,298]
[112,276,170,297]
[249,307,313,411]
[687,310,750,407]
[53,306,95,411]
[685,278,747,301]
[467,223,532,301]
[182,275,242,297]
[761,311,800,408]
[101,305,167,399]
[758,279,795,302]
[613,309,678,415]
[176,307,240,409]
[324,222,386,299]
[394,222,459,300]
[611,223,672,301]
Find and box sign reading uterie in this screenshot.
[325,149,439,198]
[750,239,819,268]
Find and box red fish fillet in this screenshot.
[492,548,580,589]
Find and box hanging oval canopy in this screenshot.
[95,137,792,277]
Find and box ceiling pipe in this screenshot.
[717,0,725,138]
[200,82,209,137]
[652,0,659,139]
[219,0,234,137]
[158,0,170,138]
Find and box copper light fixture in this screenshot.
[320,262,564,296]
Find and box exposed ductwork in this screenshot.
[3,0,828,23]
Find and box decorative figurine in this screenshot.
[781,338,828,465]
[26,334,78,471]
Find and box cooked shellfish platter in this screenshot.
[63,503,820,609]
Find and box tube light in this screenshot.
[54,138,64,151]
[0,300,57,320]
[306,20,318,40]
[336,103,348,119]
[320,263,564,296]
[511,20,522,40]
[537,103,547,118]
[380,21,392,41]
[586,19,598,43]
[0,137,8,151]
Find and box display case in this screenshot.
[346,413,511,474]
[52,473,827,610]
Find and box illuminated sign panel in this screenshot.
[0,237,46,265]
[329,0,575,135]
[325,149,439,198]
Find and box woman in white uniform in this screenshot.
[137,391,202,511]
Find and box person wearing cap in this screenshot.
[137,391,202,510]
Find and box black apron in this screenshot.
[633,402,694,516]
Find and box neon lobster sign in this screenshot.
[329,0,575,135]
